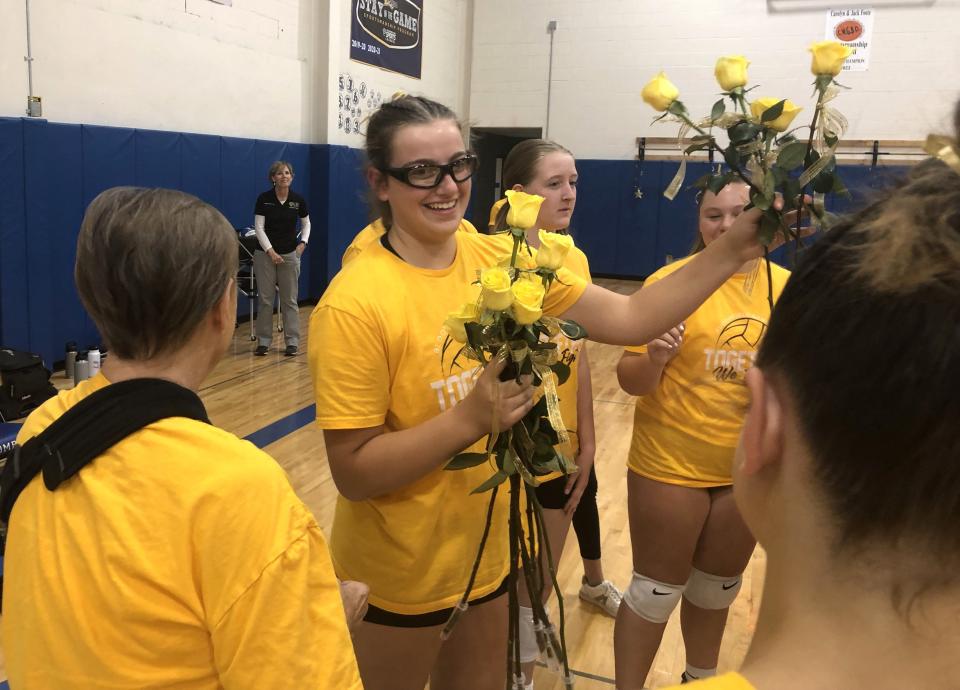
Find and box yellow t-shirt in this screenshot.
[661,672,755,690]
[309,231,588,614]
[626,256,790,487]
[3,374,361,690]
[341,217,479,267]
[554,246,591,440]
[488,197,507,229]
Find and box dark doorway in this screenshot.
[470,127,542,231]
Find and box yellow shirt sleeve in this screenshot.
[211,522,362,690]
[309,304,391,429]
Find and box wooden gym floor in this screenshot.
[0,278,765,689]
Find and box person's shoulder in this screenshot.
[256,189,274,202]
[458,218,480,234]
[157,418,292,489]
[289,190,308,205]
[646,255,694,283]
[564,245,591,279]
[770,260,791,284]
[322,241,398,315]
[16,376,108,444]
[349,221,387,251]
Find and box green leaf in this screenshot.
[684,142,711,155]
[752,188,773,211]
[760,99,786,123]
[784,178,802,207]
[711,98,726,121]
[832,173,849,197]
[776,141,808,171]
[758,210,781,245]
[519,356,533,376]
[763,171,776,201]
[667,100,688,117]
[814,74,833,93]
[690,173,712,191]
[464,321,485,352]
[445,452,490,471]
[550,361,571,386]
[723,146,741,168]
[470,471,508,494]
[813,170,835,194]
[559,320,588,340]
[707,172,733,194]
[728,122,760,145]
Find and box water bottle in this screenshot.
[65,342,78,380]
[74,351,90,387]
[88,345,101,378]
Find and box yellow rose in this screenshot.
[641,72,680,112]
[714,55,750,91]
[444,302,480,343]
[535,230,574,271]
[480,267,514,311]
[504,190,544,230]
[511,279,545,326]
[808,40,853,77]
[750,97,802,133]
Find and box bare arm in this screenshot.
[617,325,684,396]
[323,357,534,501]
[562,207,761,345]
[575,349,596,458]
[562,348,597,514]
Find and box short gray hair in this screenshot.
[75,187,236,360]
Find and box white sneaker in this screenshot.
[578,578,623,617]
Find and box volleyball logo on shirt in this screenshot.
[703,316,768,383]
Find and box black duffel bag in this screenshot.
[0,348,57,422]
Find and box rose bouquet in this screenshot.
[441,190,585,689]
[642,40,853,307]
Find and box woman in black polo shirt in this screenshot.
[252,160,311,356]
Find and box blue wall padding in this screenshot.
[135,129,181,189]
[323,145,368,280]
[181,133,222,207]
[219,137,257,229]
[0,118,28,350]
[81,126,136,208]
[0,115,911,370]
[24,121,93,356]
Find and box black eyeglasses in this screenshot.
[381,154,479,189]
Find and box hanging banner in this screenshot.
[350,0,423,79]
[825,7,874,72]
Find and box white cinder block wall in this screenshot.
[469,0,960,159]
[0,0,317,142]
[0,0,472,145]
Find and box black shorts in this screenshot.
[535,464,598,509]
[363,577,509,628]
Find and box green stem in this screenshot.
[441,485,501,639]
[508,476,521,685]
[530,489,571,678]
[795,85,828,263]
[763,246,774,315]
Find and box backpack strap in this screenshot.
[0,378,209,523]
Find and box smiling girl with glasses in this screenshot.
[308,93,788,690]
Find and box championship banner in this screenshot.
[350,0,423,79]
